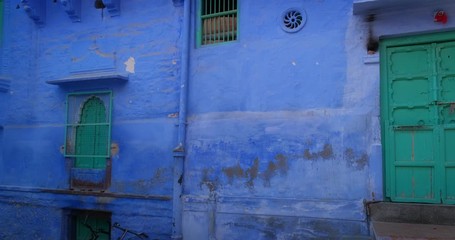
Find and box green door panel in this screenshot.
[394,167,435,201]
[382,32,455,204]
[391,129,438,203]
[393,130,434,163]
[76,215,110,240]
[438,43,455,72]
[392,107,432,126]
[389,47,431,76]
[75,96,108,169]
[391,78,429,106]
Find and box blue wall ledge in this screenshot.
[0,185,172,201]
[46,72,128,87]
[353,0,453,15]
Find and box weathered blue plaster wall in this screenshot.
[0,0,183,238]
[3,0,455,239]
[183,1,373,238]
[182,0,455,239]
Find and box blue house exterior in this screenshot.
[1,0,455,239]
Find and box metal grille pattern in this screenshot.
[281,8,306,33]
[200,0,237,45]
[65,92,112,163]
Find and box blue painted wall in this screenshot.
[1,0,455,239]
[184,1,372,238]
[183,0,455,239]
[0,0,181,239]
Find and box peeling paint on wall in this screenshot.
[200,168,218,192]
[124,57,136,73]
[110,143,119,156]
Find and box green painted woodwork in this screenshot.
[198,0,238,46]
[75,96,109,169]
[76,215,110,240]
[381,31,455,204]
[64,91,112,169]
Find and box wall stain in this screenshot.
[222,155,288,189]
[223,163,245,184]
[200,168,218,192]
[263,155,288,187]
[303,144,333,160]
[275,154,288,174]
[246,158,259,189]
[344,148,368,170]
[152,168,166,184]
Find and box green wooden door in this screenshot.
[75,96,109,169]
[76,215,110,240]
[382,32,455,204]
[438,42,455,204]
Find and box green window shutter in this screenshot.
[199,0,238,46]
[65,91,112,169]
[75,96,109,168]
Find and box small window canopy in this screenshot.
[353,0,453,15]
[46,71,128,87]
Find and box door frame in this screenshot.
[380,30,455,203]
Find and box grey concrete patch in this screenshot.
[372,221,455,240]
[368,202,455,226]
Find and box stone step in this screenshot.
[368,202,455,226]
[372,221,455,240]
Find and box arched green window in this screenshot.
[75,96,109,168]
[65,92,112,169]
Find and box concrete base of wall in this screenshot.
[368,202,455,226]
[372,221,455,240]
[368,202,455,239]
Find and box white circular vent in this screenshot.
[281,8,306,33]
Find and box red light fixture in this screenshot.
[434,10,448,24]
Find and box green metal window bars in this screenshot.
[199,0,237,45]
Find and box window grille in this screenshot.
[64,91,112,169]
[200,0,238,45]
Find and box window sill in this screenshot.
[364,54,379,64]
